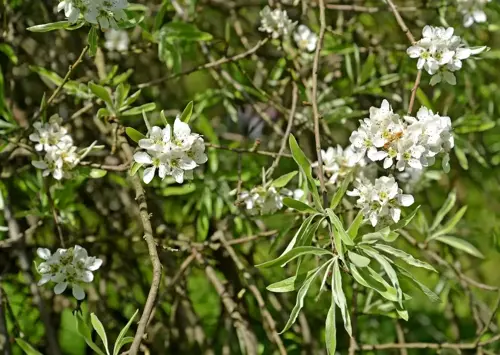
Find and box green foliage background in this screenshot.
[0,0,499,354]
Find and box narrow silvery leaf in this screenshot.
[256,246,333,269]
[330,172,352,210]
[394,265,441,303]
[89,83,114,109]
[91,313,110,355]
[326,209,354,246]
[347,211,364,240]
[390,206,420,231]
[75,314,107,355]
[125,127,145,143]
[433,235,484,258]
[113,310,139,355]
[320,259,335,292]
[180,101,194,123]
[373,244,436,272]
[280,261,330,333]
[430,190,456,231]
[280,214,317,257]
[283,197,318,214]
[325,297,337,355]
[332,260,352,336]
[431,206,468,239]
[348,251,370,268]
[364,250,403,306]
[271,171,298,188]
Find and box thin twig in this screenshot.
[407,69,422,114]
[45,180,65,248]
[206,143,292,158]
[475,291,500,346]
[385,0,415,43]
[360,334,500,350]
[138,39,268,89]
[311,0,328,206]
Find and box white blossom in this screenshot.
[57,0,128,29]
[406,25,486,85]
[239,186,284,215]
[104,29,129,52]
[259,6,297,39]
[348,100,454,173]
[36,245,102,300]
[29,115,73,152]
[294,25,317,52]
[457,0,490,27]
[133,117,207,184]
[348,176,414,227]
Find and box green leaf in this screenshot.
[330,173,352,210]
[121,89,141,109]
[266,270,317,293]
[395,265,440,303]
[87,27,99,57]
[347,211,364,240]
[390,206,420,231]
[431,206,468,238]
[15,339,43,355]
[27,21,72,32]
[271,171,298,188]
[280,262,330,333]
[430,190,456,231]
[332,260,352,336]
[97,108,111,119]
[75,314,107,355]
[129,162,142,176]
[454,145,469,170]
[0,43,18,64]
[282,197,318,214]
[350,263,398,302]
[326,209,354,246]
[256,246,333,269]
[113,310,139,355]
[373,244,436,272]
[325,297,337,355]
[121,103,156,116]
[91,314,110,355]
[180,101,194,123]
[89,83,114,108]
[348,251,370,267]
[125,127,146,143]
[280,214,318,256]
[433,235,484,258]
[359,53,376,85]
[289,134,322,211]
[161,22,213,41]
[90,169,108,179]
[364,249,402,305]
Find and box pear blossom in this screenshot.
[239,186,284,215]
[294,25,317,52]
[36,245,102,300]
[259,6,297,39]
[407,26,487,85]
[133,117,207,184]
[29,115,73,152]
[457,0,490,27]
[314,145,366,185]
[104,29,129,52]
[348,176,414,227]
[57,0,128,29]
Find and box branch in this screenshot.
[205,143,292,158]
[0,286,12,355]
[311,0,328,206]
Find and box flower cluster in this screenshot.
[133,118,207,184]
[457,0,490,28]
[57,0,128,29]
[294,25,317,52]
[104,29,129,52]
[36,245,102,300]
[259,6,297,39]
[348,176,414,227]
[349,100,454,173]
[30,115,79,180]
[239,186,304,215]
[407,26,486,85]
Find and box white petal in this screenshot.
[72,284,86,300]
[143,167,156,184]
[174,118,191,138]
[32,160,48,169]
[390,208,401,223]
[383,158,393,169]
[134,151,152,165]
[171,168,184,183]
[398,194,414,206]
[37,248,52,260]
[38,274,52,286]
[87,258,103,271]
[81,271,94,283]
[54,282,68,294]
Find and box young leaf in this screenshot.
[91,313,110,355]
[75,314,107,355]
[430,190,456,231]
[280,215,318,256]
[15,339,43,355]
[390,206,420,231]
[179,101,194,123]
[373,244,437,272]
[121,89,142,109]
[325,297,337,355]
[364,250,402,305]
[161,22,213,41]
[280,262,330,333]
[271,171,298,188]
[129,162,142,176]
[90,169,108,179]
[256,246,333,269]
[267,269,318,293]
[326,209,354,246]
[89,83,114,108]
[87,27,99,57]
[125,127,145,143]
[283,197,318,214]
[332,260,352,336]
[121,103,156,116]
[431,206,468,239]
[433,235,484,258]
[27,21,71,32]
[113,310,139,355]
[330,173,352,210]
[347,211,364,240]
[348,251,370,267]
[359,53,376,85]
